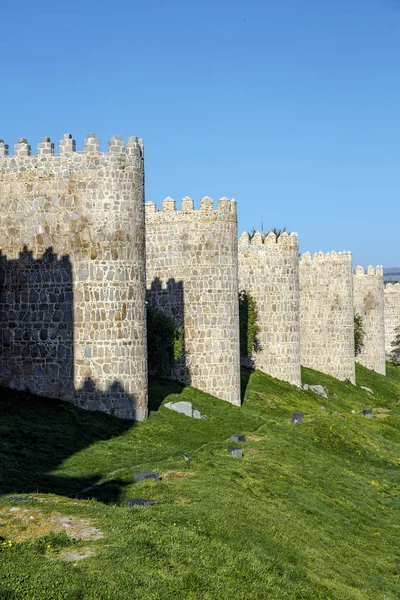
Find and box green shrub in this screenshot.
[239,290,261,358]
[147,308,184,376]
[389,324,400,365]
[354,312,365,357]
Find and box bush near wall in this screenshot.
[239,290,261,359]
[146,308,184,377]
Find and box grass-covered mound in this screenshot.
[0,364,399,599]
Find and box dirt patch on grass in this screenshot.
[372,407,390,414]
[174,497,191,505]
[0,508,103,543]
[246,435,266,442]
[59,549,95,562]
[162,471,194,480]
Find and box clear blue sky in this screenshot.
[1,0,399,266]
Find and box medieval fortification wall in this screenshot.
[145,197,241,405]
[299,251,356,383]
[238,230,301,387]
[0,134,147,420]
[384,283,400,359]
[353,266,386,375]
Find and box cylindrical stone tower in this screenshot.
[145,197,241,405]
[0,133,147,420]
[353,265,386,375]
[238,230,301,387]
[299,250,356,383]
[384,283,400,360]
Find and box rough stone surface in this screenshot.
[238,230,301,387]
[0,134,147,420]
[360,386,374,394]
[230,434,246,442]
[133,471,160,482]
[303,384,328,399]
[290,411,304,423]
[363,409,372,418]
[145,197,241,405]
[353,266,386,375]
[126,498,156,507]
[164,401,193,418]
[299,251,356,383]
[227,447,243,457]
[384,283,400,360]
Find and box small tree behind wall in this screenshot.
[389,325,400,365]
[354,313,365,358]
[239,290,261,362]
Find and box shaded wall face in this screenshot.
[0,138,147,420]
[145,199,241,405]
[353,269,386,375]
[384,284,400,359]
[238,232,301,387]
[0,250,74,399]
[299,253,356,383]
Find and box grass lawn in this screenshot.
[0,363,399,599]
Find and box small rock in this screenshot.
[363,409,373,418]
[193,409,201,419]
[133,470,160,482]
[164,401,193,418]
[126,498,157,508]
[361,386,374,394]
[351,410,356,414]
[320,406,326,411]
[230,434,246,442]
[227,447,243,457]
[396,399,400,403]
[290,412,304,424]
[303,385,328,399]
[201,415,208,419]
[7,496,37,503]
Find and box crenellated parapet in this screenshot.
[238,229,301,387]
[145,196,241,406]
[353,265,385,375]
[299,249,355,383]
[384,283,400,360]
[0,132,147,420]
[145,196,237,224]
[0,134,144,176]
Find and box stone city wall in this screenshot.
[353,266,386,375]
[238,230,301,387]
[299,250,356,383]
[145,197,241,405]
[384,283,400,360]
[0,134,147,419]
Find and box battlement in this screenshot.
[300,250,352,264]
[238,230,298,249]
[0,134,144,171]
[145,197,237,222]
[354,265,384,277]
[385,282,400,292]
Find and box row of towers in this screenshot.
[0,134,399,419]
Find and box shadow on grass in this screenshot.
[148,377,186,413]
[240,366,253,404]
[0,387,133,503]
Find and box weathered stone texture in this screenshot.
[0,134,147,419]
[238,230,301,387]
[384,283,400,360]
[353,266,386,375]
[145,197,241,405]
[299,251,355,383]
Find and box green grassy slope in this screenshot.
[0,364,399,600]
